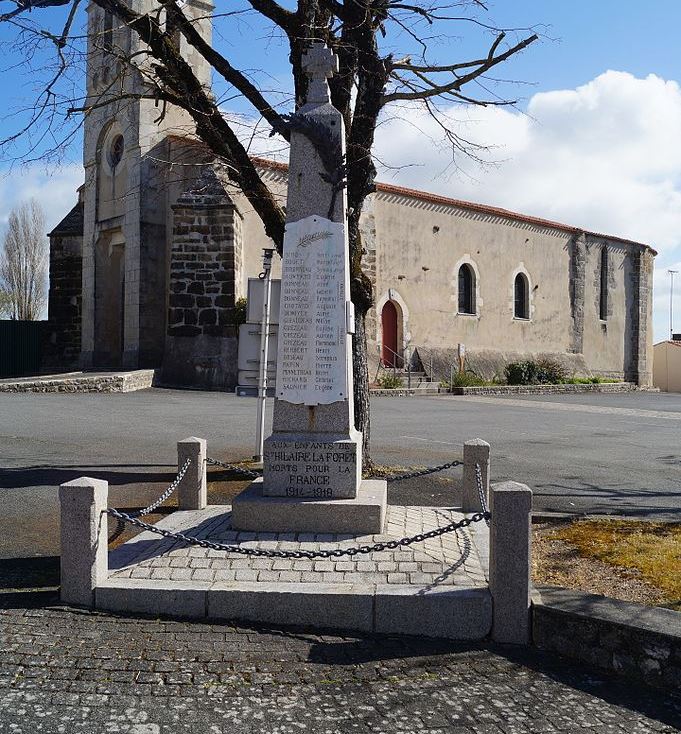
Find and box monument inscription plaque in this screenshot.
[276,215,350,406]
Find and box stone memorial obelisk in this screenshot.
[232,42,386,534]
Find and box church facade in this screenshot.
[46,1,656,388]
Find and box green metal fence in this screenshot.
[0,320,46,378]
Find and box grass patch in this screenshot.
[549,520,681,610]
[441,372,492,388]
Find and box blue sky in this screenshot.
[1,0,680,340]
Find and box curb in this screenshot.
[532,586,681,692]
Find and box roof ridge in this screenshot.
[250,156,654,252]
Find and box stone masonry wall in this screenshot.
[168,195,240,338]
[161,170,242,390]
[533,587,681,692]
[43,233,83,372]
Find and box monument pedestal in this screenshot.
[262,430,362,499]
[231,478,387,535]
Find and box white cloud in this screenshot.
[374,71,681,342]
[0,164,83,239]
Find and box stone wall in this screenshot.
[44,208,83,372]
[450,382,637,396]
[0,370,155,393]
[533,587,681,692]
[160,169,241,390]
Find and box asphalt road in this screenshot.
[1,388,680,557]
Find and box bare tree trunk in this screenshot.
[352,306,372,470]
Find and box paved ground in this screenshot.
[0,585,679,734]
[110,506,486,587]
[2,389,681,557]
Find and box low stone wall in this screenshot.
[450,382,637,396]
[0,370,155,393]
[532,587,681,691]
[370,387,441,397]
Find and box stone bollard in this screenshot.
[59,477,109,607]
[462,438,490,512]
[177,437,207,510]
[489,481,533,644]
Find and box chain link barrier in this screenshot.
[475,462,490,527]
[205,456,463,483]
[105,506,490,559]
[206,457,261,479]
[108,458,192,544]
[107,454,490,557]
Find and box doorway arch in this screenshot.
[381,300,403,367]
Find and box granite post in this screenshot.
[489,481,533,644]
[462,438,490,512]
[233,41,386,532]
[177,436,207,510]
[59,477,109,607]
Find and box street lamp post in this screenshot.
[669,269,679,340]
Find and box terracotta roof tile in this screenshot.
[251,156,655,253]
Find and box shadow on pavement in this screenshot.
[0,464,177,489]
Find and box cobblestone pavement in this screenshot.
[0,592,679,734]
[110,506,488,588]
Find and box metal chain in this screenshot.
[106,507,490,559]
[136,458,192,517]
[205,457,462,483]
[206,457,261,479]
[475,462,490,527]
[377,459,463,482]
[107,458,191,544]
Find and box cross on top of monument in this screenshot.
[302,42,339,105]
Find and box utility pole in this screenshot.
[254,248,274,463]
[669,269,679,339]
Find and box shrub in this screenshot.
[376,374,404,389]
[536,358,568,384]
[505,360,539,385]
[442,371,489,389]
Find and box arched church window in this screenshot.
[458,264,475,314]
[599,247,608,320]
[514,273,529,319]
[108,135,124,168]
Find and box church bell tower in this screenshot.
[80,0,213,370]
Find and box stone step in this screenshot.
[96,578,492,640]
[101,504,492,640]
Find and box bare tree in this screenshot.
[0,199,48,321]
[0,0,539,463]
[0,288,12,318]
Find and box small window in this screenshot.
[514,273,529,319]
[458,264,475,314]
[599,247,608,320]
[108,134,124,168]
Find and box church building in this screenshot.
[45,1,656,389]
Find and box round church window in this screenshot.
[109,134,124,168]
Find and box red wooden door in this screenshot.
[381,301,399,367]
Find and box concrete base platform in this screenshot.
[97,578,491,639]
[231,477,387,534]
[101,504,491,640]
